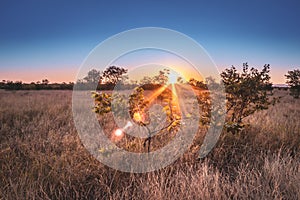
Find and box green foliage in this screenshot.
[92,86,181,129]
[92,87,150,122]
[92,91,128,118]
[92,92,112,115]
[92,64,278,147]
[92,85,182,152]
[159,88,181,132]
[220,63,276,134]
[128,87,149,125]
[197,91,211,126]
[285,69,300,98]
[196,82,226,131]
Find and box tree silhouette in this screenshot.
[42,79,49,85]
[101,66,128,85]
[176,76,184,84]
[140,76,153,85]
[153,69,169,85]
[83,69,101,83]
[285,69,300,98]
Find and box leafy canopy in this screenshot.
[220,63,275,133]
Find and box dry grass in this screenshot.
[0,89,299,199]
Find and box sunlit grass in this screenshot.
[0,89,299,199]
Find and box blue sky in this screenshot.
[1,0,300,83]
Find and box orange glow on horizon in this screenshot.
[0,64,289,84]
[0,67,77,83]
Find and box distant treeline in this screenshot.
[0,80,166,91]
[0,79,287,91]
[0,80,74,90]
[0,80,209,91]
[73,82,166,91]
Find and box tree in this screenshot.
[220,63,275,133]
[153,69,169,85]
[176,76,184,84]
[0,80,5,89]
[101,66,128,85]
[42,79,49,85]
[92,86,181,153]
[285,69,300,98]
[140,76,153,85]
[83,69,101,83]
[189,78,207,90]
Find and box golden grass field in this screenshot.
[0,89,299,199]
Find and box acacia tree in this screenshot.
[102,66,128,85]
[220,63,275,133]
[285,69,300,98]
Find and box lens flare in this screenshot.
[114,129,123,137]
[124,121,133,129]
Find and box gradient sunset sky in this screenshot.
[1,0,300,84]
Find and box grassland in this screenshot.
[0,89,299,199]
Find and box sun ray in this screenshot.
[170,83,180,114]
[146,85,168,103]
[175,84,190,116]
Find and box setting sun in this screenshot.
[169,72,178,84]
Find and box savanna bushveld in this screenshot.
[0,64,299,199]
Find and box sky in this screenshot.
[0,0,300,83]
[111,49,204,82]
